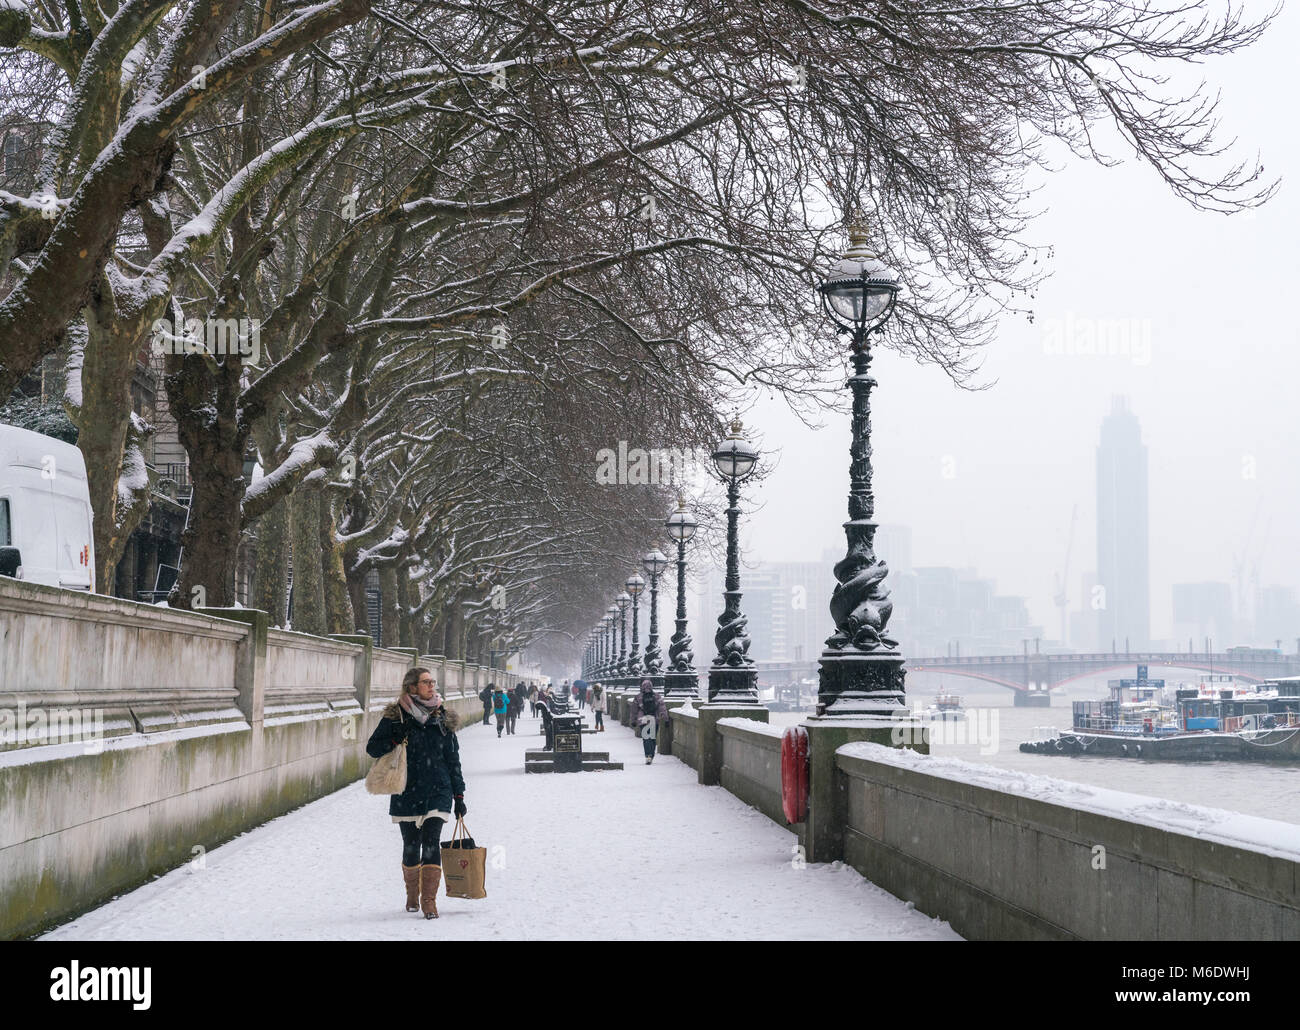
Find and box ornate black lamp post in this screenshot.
[815,220,907,717]
[615,591,631,681]
[600,611,611,676]
[641,549,669,678]
[626,573,646,678]
[708,419,760,704]
[604,605,617,678]
[663,499,699,699]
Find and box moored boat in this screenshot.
[1019,676,1300,762]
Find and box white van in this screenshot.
[0,423,95,591]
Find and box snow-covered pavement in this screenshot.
[45,714,961,940]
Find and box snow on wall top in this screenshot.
[838,741,1300,861]
[716,717,784,738]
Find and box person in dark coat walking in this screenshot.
[506,686,523,735]
[538,700,555,751]
[478,684,493,726]
[630,679,670,764]
[366,667,467,919]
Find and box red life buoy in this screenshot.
[780,725,810,824]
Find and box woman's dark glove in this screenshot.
[454,795,468,817]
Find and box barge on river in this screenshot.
[1020,676,1300,762]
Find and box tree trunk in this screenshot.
[447,601,464,659]
[289,489,326,634]
[397,570,414,649]
[169,353,246,610]
[378,565,399,648]
[250,497,290,625]
[76,295,154,594]
[344,556,370,635]
[319,494,354,633]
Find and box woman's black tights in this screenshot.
[399,817,445,866]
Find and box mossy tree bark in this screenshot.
[319,494,354,633]
[289,489,326,635]
[250,496,290,625]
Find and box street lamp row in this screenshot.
[581,497,701,696]
[582,221,908,717]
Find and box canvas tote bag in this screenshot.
[365,711,408,795]
[441,817,487,899]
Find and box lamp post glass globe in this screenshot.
[625,573,645,598]
[642,549,668,577]
[665,498,698,543]
[615,591,631,611]
[818,221,900,338]
[712,419,758,481]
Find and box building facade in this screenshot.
[1095,396,1150,650]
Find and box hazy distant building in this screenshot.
[1171,582,1233,650]
[891,566,1042,657]
[873,524,913,577]
[691,523,1037,662]
[1069,571,1100,651]
[1095,397,1150,650]
[693,560,837,664]
[1255,586,1300,651]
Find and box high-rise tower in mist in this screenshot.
[1095,396,1150,650]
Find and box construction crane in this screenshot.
[1053,504,1078,647]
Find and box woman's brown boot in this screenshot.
[420,864,442,919]
[403,865,421,913]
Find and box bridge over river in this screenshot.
[754,650,1300,705]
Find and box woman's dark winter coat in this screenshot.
[366,703,465,818]
[630,689,669,733]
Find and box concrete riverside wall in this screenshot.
[667,704,701,772]
[0,578,484,939]
[716,717,785,827]
[836,742,1300,941]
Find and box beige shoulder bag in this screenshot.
[365,711,408,795]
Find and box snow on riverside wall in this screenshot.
[0,577,503,939]
[835,742,1300,940]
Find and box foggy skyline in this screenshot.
[729,5,1300,645]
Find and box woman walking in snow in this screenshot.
[590,682,607,732]
[630,679,669,764]
[366,667,467,919]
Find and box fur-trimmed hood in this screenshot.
[381,700,462,734]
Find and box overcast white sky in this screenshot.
[735,5,1300,643]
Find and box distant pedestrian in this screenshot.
[574,682,585,709]
[591,682,606,732]
[506,686,522,735]
[492,684,509,736]
[538,701,555,751]
[479,684,493,726]
[630,679,669,764]
[365,667,467,919]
